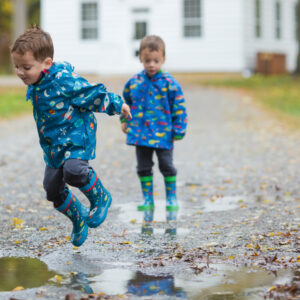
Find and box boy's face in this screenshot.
[139,48,165,78]
[11,51,52,85]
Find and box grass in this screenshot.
[1,74,300,129]
[0,86,31,119]
[182,74,300,129]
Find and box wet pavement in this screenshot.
[0,78,299,299]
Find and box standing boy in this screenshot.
[121,35,187,211]
[11,26,131,246]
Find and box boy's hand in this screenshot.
[121,122,128,134]
[121,103,132,119]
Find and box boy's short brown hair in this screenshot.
[11,25,54,61]
[139,35,165,57]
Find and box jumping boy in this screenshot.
[121,35,187,212]
[11,26,131,246]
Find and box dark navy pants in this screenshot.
[135,146,177,177]
[43,159,92,206]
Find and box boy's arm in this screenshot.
[168,80,187,140]
[58,73,123,115]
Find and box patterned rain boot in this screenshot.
[55,188,89,247]
[165,176,179,211]
[137,176,154,211]
[80,169,112,228]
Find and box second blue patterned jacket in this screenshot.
[26,61,123,168]
[121,70,187,150]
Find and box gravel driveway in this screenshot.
[0,78,299,300]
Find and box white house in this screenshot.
[41,0,298,75]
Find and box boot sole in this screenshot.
[166,205,179,212]
[137,204,154,211]
[71,223,89,247]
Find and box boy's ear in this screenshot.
[44,57,53,69]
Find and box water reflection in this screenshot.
[165,210,177,236]
[79,268,187,297]
[141,210,178,237]
[70,272,93,294]
[127,271,187,298]
[141,210,154,236]
[0,257,57,291]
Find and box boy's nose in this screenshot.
[16,68,24,76]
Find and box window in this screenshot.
[255,0,261,38]
[296,3,300,40]
[134,21,147,40]
[81,2,98,40]
[183,0,202,37]
[275,1,281,39]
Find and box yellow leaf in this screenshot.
[130,219,137,224]
[40,227,48,231]
[73,246,79,250]
[12,218,24,225]
[52,275,62,283]
[269,286,276,292]
[12,286,24,291]
[228,256,234,259]
[240,204,247,208]
[194,222,200,227]
[246,244,253,248]
[196,210,202,214]
[14,241,21,244]
[268,232,275,236]
[121,241,132,245]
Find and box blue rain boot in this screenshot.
[55,188,88,247]
[165,176,179,211]
[80,169,112,228]
[137,176,154,211]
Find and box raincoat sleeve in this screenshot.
[56,72,123,115]
[120,79,132,123]
[168,79,187,140]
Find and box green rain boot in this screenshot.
[137,176,154,211]
[55,188,89,247]
[165,176,179,211]
[80,168,112,228]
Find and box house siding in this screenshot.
[41,0,296,74]
[243,0,298,72]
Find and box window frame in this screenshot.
[183,0,202,38]
[275,0,282,40]
[134,21,147,40]
[255,0,262,38]
[80,1,99,41]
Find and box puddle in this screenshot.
[115,201,190,236]
[69,264,296,299]
[202,196,244,212]
[0,257,57,292]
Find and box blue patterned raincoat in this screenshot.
[121,70,187,149]
[26,62,123,168]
